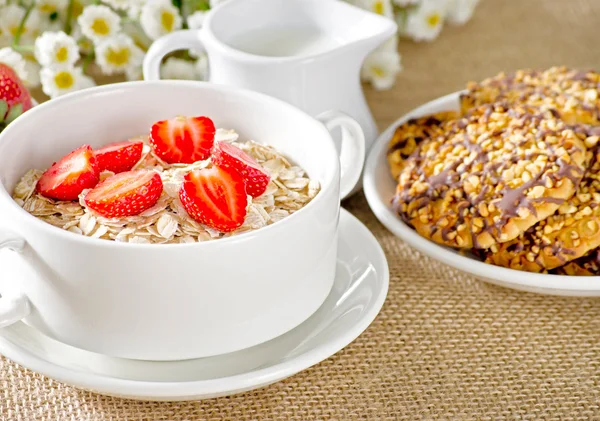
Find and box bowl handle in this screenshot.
[143,30,205,81]
[316,111,366,200]
[0,230,31,328]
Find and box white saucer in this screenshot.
[0,208,389,401]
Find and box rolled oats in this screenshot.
[13,137,320,244]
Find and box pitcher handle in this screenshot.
[143,30,205,81]
[0,230,31,328]
[316,111,366,200]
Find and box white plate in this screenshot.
[0,208,389,401]
[363,92,600,297]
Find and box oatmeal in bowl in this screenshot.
[13,115,320,244]
[0,81,365,360]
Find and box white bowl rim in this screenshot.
[363,91,600,292]
[0,80,338,250]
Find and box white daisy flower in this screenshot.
[70,25,94,55]
[139,0,182,40]
[352,0,394,19]
[186,10,207,29]
[38,14,64,32]
[446,0,479,25]
[404,0,446,42]
[0,47,28,81]
[34,31,80,68]
[160,57,200,80]
[23,58,41,88]
[0,5,42,40]
[77,5,121,44]
[36,0,68,15]
[40,65,85,98]
[361,50,402,91]
[95,33,144,75]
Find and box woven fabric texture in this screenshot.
[3,0,600,419]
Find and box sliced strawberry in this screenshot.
[36,145,100,201]
[179,166,248,232]
[212,142,271,197]
[150,116,216,164]
[84,170,163,218]
[95,140,144,173]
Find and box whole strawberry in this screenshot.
[0,63,32,131]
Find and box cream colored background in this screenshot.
[4,0,600,419]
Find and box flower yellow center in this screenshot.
[80,38,93,52]
[9,25,26,36]
[372,66,385,77]
[426,13,441,28]
[55,46,68,62]
[91,18,110,36]
[54,71,75,90]
[72,0,84,18]
[161,11,175,32]
[105,47,130,66]
[39,1,57,13]
[373,1,384,15]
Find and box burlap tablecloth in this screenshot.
[3,0,600,419]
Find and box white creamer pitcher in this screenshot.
[143,0,397,153]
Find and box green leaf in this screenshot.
[0,100,7,123]
[50,11,58,21]
[5,103,23,125]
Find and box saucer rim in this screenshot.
[362,91,600,296]
[0,208,389,400]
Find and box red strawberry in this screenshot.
[212,142,271,197]
[95,140,144,173]
[36,145,100,201]
[150,116,216,164]
[0,63,32,127]
[84,170,163,218]
[179,166,248,232]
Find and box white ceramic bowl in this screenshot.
[0,81,365,360]
[363,92,600,297]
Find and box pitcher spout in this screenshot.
[352,13,398,55]
[325,0,398,59]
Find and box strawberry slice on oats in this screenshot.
[212,141,271,198]
[179,166,248,232]
[150,116,216,164]
[84,170,163,218]
[37,145,100,201]
[95,140,144,173]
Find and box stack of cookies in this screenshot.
[388,67,600,275]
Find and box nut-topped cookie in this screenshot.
[486,147,600,272]
[387,111,459,180]
[461,67,600,125]
[393,102,590,249]
[554,249,600,276]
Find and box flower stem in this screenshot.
[12,3,33,50]
[10,44,34,53]
[82,51,95,73]
[64,0,74,34]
